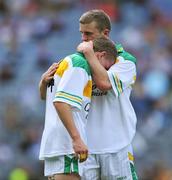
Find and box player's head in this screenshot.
[79,9,111,42]
[93,37,117,70]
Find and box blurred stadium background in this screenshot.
[0,0,172,179]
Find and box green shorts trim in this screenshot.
[64,155,79,174]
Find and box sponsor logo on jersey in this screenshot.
[92,84,107,96]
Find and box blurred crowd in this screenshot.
[0,0,172,179]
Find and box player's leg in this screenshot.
[45,155,83,180]
[81,154,100,180]
[100,145,138,180]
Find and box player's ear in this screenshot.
[95,51,106,60]
[103,29,110,37]
[94,52,100,59]
[100,51,106,58]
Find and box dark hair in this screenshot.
[79,9,111,32]
[93,37,117,61]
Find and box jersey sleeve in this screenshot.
[53,67,88,110]
[107,59,136,97]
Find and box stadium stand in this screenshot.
[0,0,172,179]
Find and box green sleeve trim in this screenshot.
[112,75,120,97]
[56,91,82,100]
[54,96,82,107]
[112,74,123,96]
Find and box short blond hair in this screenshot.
[79,9,111,32]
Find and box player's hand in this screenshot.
[41,63,59,85]
[72,137,88,163]
[77,41,94,54]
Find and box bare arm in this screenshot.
[53,101,88,162]
[77,41,112,91]
[39,63,59,100]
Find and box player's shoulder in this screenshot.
[69,52,91,75]
[115,44,137,65]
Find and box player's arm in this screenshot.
[39,63,59,100]
[53,101,88,162]
[77,41,112,91]
[53,66,89,162]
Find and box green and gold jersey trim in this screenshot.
[55,91,82,107]
[54,53,92,100]
[112,74,123,96]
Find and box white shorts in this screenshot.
[44,154,85,177]
[82,145,138,180]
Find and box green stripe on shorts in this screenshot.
[72,156,79,173]
[64,155,72,173]
[130,162,138,180]
[64,155,79,174]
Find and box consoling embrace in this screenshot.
[39,9,138,180]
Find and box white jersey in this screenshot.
[39,53,92,160]
[86,45,137,154]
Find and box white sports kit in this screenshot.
[82,45,138,180]
[39,52,92,176]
